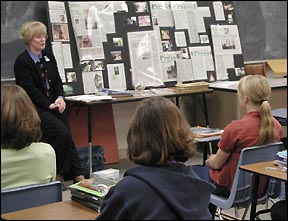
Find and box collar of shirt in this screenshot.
[27,49,43,64]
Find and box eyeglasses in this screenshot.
[34,35,49,41]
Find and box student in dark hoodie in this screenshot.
[96,96,214,220]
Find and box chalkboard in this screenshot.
[1,1,48,80]
[233,1,287,62]
[1,1,287,80]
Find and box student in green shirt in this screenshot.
[1,84,56,190]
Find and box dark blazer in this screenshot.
[14,49,64,112]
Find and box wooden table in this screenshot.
[266,59,287,76]
[240,161,287,220]
[1,200,100,220]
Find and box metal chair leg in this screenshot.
[241,206,250,220]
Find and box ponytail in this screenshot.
[257,100,274,145]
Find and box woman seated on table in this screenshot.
[1,84,56,190]
[96,96,214,220]
[191,75,283,219]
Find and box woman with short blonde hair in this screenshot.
[14,21,84,186]
[21,21,47,47]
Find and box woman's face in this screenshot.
[29,33,47,52]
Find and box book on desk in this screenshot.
[191,126,223,138]
[98,88,133,97]
[274,150,287,170]
[69,178,116,211]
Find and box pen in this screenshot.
[265,167,287,172]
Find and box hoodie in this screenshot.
[96,163,214,220]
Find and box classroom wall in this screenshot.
[233,1,287,62]
[1,1,49,80]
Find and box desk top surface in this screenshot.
[267,59,287,76]
[66,87,213,105]
[1,200,99,220]
[209,77,287,92]
[240,161,287,182]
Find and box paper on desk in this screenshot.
[191,126,224,138]
[65,94,113,102]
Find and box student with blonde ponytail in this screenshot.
[237,75,275,145]
[192,75,282,218]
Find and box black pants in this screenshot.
[38,109,82,180]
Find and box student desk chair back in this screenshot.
[210,142,283,220]
[1,181,62,214]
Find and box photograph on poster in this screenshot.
[125,16,137,27]
[166,62,177,79]
[60,14,65,23]
[138,15,151,27]
[111,51,122,61]
[161,30,170,40]
[180,48,190,59]
[224,3,234,11]
[114,66,120,75]
[78,35,93,48]
[81,60,94,72]
[67,72,77,82]
[141,51,150,60]
[63,85,74,95]
[222,38,235,50]
[113,37,124,47]
[94,72,104,90]
[207,72,216,82]
[81,60,104,72]
[200,35,210,44]
[162,41,173,52]
[52,24,69,41]
[133,2,149,13]
[153,17,158,26]
[82,71,104,94]
[235,67,245,76]
[224,27,230,34]
[93,60,105,70]
[74,18,80,25]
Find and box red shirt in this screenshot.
[210,111,282,193]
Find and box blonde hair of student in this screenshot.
[21,21,47,46]
[127,96,195,166]
[1,84,42,150]
[237,75,274,145]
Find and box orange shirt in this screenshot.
[210,111,282,194]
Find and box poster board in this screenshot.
[47,1,245,95]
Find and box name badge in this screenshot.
[44,56,50,62]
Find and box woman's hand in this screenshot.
[49,97,66,113]
[55,97,66,113]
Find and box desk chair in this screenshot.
[244,63,266,77]
[1,181,62,214]
[210,142,283,220]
